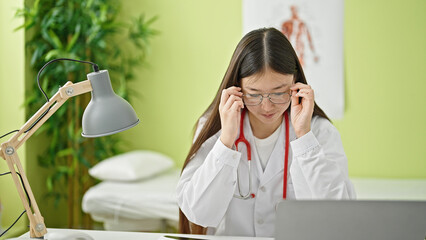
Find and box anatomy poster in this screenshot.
[243,0,344,119]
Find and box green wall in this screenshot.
[120,0,426,178]
[119,0,244,168]
[0,0,27,238]
[335,0,426,177]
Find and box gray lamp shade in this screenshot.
[82,70,139,138]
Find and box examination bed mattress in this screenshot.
[83,166,426,232]
[82,169,180,231]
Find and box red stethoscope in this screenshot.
[233,109,290,200]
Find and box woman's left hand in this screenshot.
[290,83,315,138]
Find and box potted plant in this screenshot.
[16,0,157,228]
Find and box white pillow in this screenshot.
[89,150,174,181]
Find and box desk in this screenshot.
[16,228,274,240]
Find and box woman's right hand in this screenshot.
[219,86,244,149]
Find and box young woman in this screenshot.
[176,28,356,237]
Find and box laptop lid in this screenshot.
[275,200,426,240]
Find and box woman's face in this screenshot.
[241,70,294,126]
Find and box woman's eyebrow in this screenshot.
[246,83,289,92]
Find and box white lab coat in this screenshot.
[176,113,356,237]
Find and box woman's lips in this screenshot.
[262,113,275,119]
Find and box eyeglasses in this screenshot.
[242,92,292,106]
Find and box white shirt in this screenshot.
[177,114,356,237]
[253,124,282,171]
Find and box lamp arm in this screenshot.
[0,80,92,238]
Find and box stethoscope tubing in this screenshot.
[234,160,253,199]
[234,109,253,199]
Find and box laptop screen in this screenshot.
[275,200,426,240]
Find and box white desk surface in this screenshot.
[17,228,274,240]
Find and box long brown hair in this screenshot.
[179,28,329,234]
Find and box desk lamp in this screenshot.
[0,58,139,239]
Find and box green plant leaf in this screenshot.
[44,49,60,61]
[79,156,91,168]
[47,29,63,49]
[56,148,74,158]
[66,24,81,52]
[57,165,72,175]
[46,176,53,192]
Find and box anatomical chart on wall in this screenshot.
[243,0,344,119]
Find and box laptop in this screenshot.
[275,200,426,240]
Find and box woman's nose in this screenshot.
[260,97,274,111]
